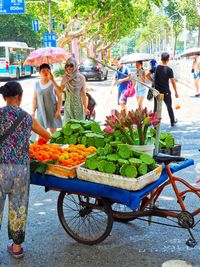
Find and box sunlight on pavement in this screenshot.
[162,260,193,267]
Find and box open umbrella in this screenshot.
[180,47,200,57]
[120,53,153,64]
[24,47,71,66]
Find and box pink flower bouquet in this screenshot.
[104,108,160,145]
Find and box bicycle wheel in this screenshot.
[57,191,113,245]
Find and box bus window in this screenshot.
[0,42,34,79]
[0,47,5,58]
[21,49,29,61]
[9,48,21,65]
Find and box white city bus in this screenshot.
[0,41,34,79]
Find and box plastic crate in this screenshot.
[160,145,181,156]
[77,165,162,191]
[45,164,77,178]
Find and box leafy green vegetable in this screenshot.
[97,160,106,172]
[129,158,142,166]
[85,156,98,170]
[70,123,82,131]
[138,163,148,175]
[56,137,65,144]
[140,153,155,165]
[69,135,78,145]
[124,165,137,178]
[91,122,102,133]
[119,164,129,176]
[118,149,131,159]
[62,126,72,136]
[30,160,47,174]
[52,131,61,139]
[118,159,129,165]
[106,154,119,162]
[104,161,116,174]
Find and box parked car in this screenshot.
[79,59,108,81]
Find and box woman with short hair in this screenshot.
[0,81,51,258]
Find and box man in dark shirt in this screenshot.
[147,52,179,126]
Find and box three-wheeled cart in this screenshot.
[30,159,193,245]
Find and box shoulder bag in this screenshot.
[147,67,157,101]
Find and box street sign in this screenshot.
[43,33,56,47]
[0,0,25,14]
[32,19,40,31]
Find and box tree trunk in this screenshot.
[173,33,178,57]
[198,17,200,47]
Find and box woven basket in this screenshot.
[77,165,162,191]
[45,164,77,179]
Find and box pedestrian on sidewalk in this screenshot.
[32,63,62,138]
[146,52,179,127]
[191,54,200,97]
[132,60,146,110]
[111,57,132,113]
[59,57,89,124]
[0,81,51,259]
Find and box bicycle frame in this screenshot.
[138,163,200,216]
[112,161,200,247]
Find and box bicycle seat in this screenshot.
[153,153,185,163]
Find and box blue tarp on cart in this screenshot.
[30,159,194,211]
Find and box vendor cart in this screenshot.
[30,158,193,245]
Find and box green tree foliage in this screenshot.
[136,14,174,50]
[57,0,163,51]
[0,14,39,47]
[176,0,199,30]
[26,1,65,35]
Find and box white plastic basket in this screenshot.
[77,165,162,191]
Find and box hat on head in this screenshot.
[150,59,157,67]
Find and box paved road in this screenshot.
[0,73,200,267]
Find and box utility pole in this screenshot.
[182,15,187,51]
[46,0,51,33]
[195,0,200,47]
[27,0,53,33]
[169,12,187,51]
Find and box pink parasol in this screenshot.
[23,47,71,66]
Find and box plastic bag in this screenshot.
[175,100,181,110]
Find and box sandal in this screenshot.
[7,243,24,259]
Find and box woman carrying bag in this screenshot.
[0,81,51,259]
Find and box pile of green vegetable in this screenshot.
[149,128,175,149]
[104,129,153,146]
[85,143,157,178]
[50,119,105,148]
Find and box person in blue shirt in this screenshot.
[111,57,131,112]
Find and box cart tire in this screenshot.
[111,203,134,222]
[57,191,113,245]
[111,197,149,223]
